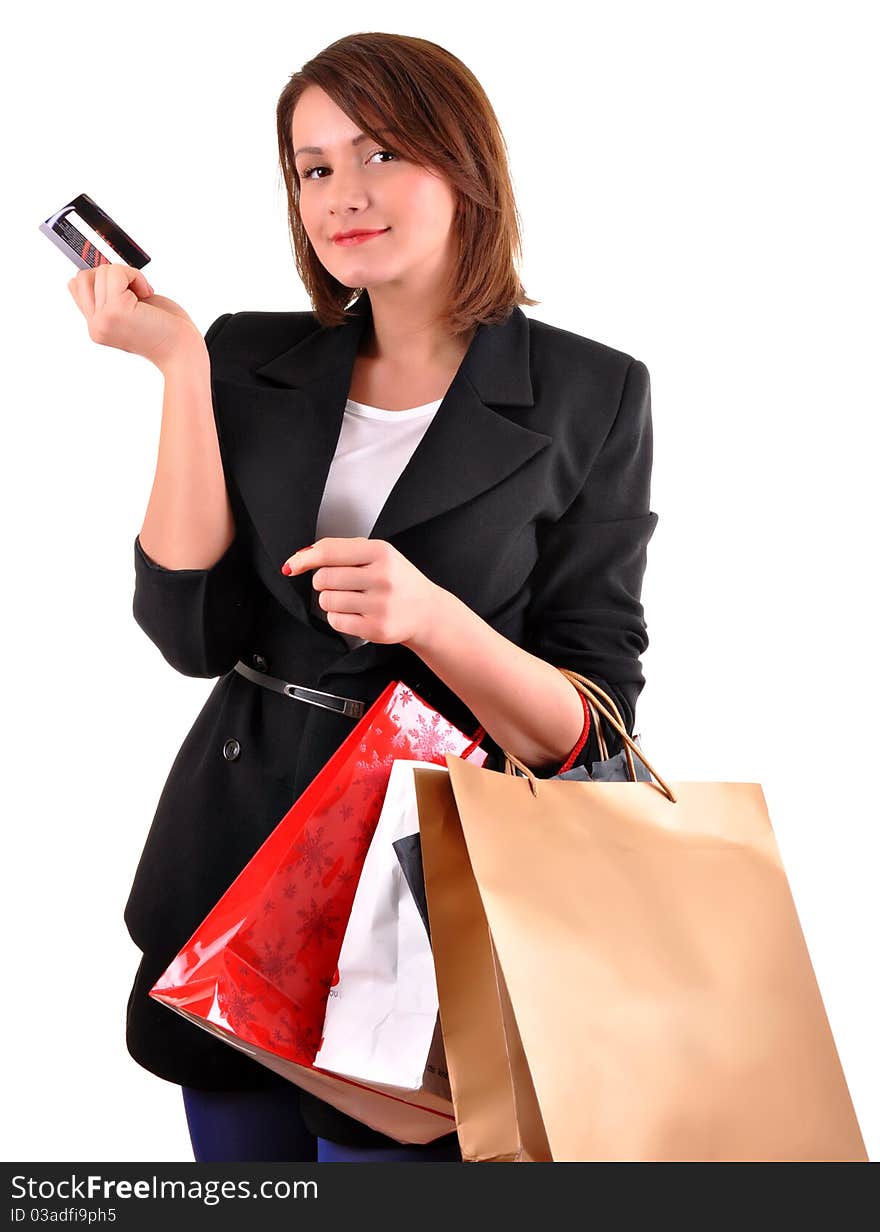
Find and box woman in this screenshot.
[68,32,658,1162]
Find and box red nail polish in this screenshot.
[281,562,292,575]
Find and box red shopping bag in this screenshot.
[149,680,487,1143]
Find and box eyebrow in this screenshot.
[293,129,392,160]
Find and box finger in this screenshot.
[312,566,369,591]
[94,262,152,313]
[131,267,155,298]
[68,267,96,317]
[92,262,110,313]
[93,262,110,313]
[67,274,82,312]
[320,591,368,615]
[281,536,373,574]
[325,611,359,634]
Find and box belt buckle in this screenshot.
[282,682,365,720]
[233,660,366,720]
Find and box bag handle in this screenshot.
[565,684,612,764]
[501,667,677,804]
[563,675,619,763]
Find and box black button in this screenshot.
[252,653,268,672]
[223,738,241,761]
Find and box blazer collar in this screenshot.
[253,289,534,408]
[211,291,550,665]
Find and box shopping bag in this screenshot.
[392,832,431,939]
[582,734,654,783]
[148,679,486,1144]
[398,758,651,937]
[389,829,455,1095]
[417,668,869,1162]
[414,764,551,1162]
[314,758,451,1099]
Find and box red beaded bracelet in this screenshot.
[556,687,592,774]
[459,724,486,760]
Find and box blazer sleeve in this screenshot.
[522,356,659,772]
[131,311,260,679]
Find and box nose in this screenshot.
[326,170,371,219]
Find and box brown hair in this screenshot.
[275,32,539,335]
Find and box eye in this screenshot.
[300,150,398,181]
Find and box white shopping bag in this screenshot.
[314,759,451,1099]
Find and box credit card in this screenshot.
[39,192,151,270]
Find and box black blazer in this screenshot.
[122,290,659,1148]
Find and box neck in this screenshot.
[359,286,472,369]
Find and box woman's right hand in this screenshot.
[67,263,205,371]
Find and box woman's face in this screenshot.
[291,85,458,294]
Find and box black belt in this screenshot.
[233,659,366,720]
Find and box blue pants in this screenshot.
[181,1086,463,1163]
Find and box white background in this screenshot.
[2,0,877,1162]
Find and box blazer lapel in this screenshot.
[212,291,551,672]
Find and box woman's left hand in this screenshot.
[281,537,441,647]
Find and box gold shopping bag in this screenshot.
[415,669,869,1162]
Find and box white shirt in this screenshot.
[310,396,443,648]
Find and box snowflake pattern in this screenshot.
[292,825,335,880]
[296,896,342,948]
[220,984,260,1034]
[268,1013,319,1061]
[392,685,415,710]
[270,1014,296,1049]
[349,816,375,853]
[320,854,345,890]
[292,1019,319,1056]
[315,970,335,996]
[256,938,298,985]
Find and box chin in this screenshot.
[339,268,394,289]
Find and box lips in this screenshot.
[333,228,390,246]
